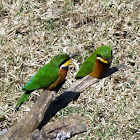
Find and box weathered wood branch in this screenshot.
[1,65,126,139]
[1,90,55,140]
[68,65,126,92]
[31,115,87,140]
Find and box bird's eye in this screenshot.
[97,54,102,57]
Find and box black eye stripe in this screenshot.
[59,57,70,67]
[97,54,102,57]
[111,50,113,55]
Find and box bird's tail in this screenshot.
[15,90,33,111]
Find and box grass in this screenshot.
[0,0,140,139]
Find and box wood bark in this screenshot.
[31,115,87,140]
[1,91,55,140]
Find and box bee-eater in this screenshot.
[15,54,77,110]
[76,45,113,79]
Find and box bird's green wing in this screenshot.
[76,53,96,78]
[23,63,59,91]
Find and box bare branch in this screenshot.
[31,115,87,140]
[1,90,55,140]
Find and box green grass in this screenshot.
[0,0,139,139]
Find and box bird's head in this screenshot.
[51,54,77,69]
[96,45,113,66]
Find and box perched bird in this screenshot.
[76,45,113,79]
[15,54,77,110]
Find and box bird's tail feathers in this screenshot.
[15,90,33,111]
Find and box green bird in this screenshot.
[76,45,113,79]
[15,54,76,111]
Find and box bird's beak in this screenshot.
[107,58,112,65]
[69,54,78,58]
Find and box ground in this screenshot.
[0,0,140,139]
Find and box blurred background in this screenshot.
[0,0,139,139]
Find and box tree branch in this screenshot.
[1,90,55,140]
[31,115,87,140]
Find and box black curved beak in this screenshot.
[69,54,78,58]
[107,58,112,65]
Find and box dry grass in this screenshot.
[0,0,140,139]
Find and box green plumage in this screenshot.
[15,54,70,110]
[76,45,112,78]
[23,63,59,91]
